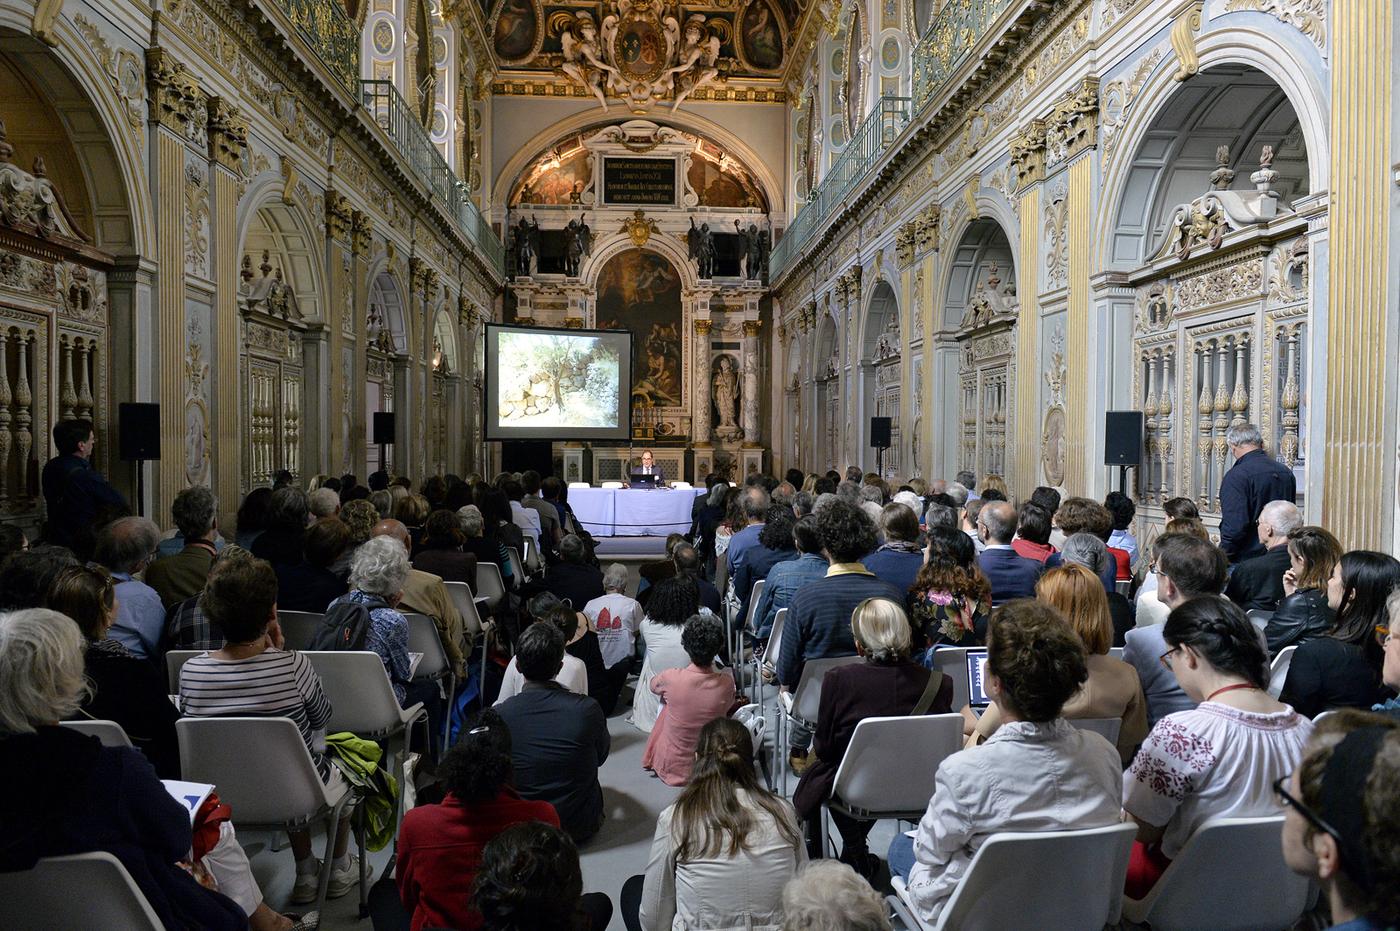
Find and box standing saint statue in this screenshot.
[713,355,739,435]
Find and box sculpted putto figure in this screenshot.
[561,13,619,110]
[667,16,720,111]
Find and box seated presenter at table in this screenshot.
[627,449,664,487]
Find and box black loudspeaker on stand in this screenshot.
[119,402,161,517]
[1103,410,1144,495]
[870,416,892,475]
[373,411,395,473]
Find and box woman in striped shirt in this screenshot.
[178,555,362,906]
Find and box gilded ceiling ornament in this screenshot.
[620,208,659,248]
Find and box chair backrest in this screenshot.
[930,647,972,712]
[522,539,542,573]
[475,562,508,610]
[936,823,1138,931]
[176,717,335,825]
[404,612,450,681]
[832,714,964,815]
[443,580,483,639]
[0,851,163,930]
[59,719,133,748]
[165,649,203,694]
[1115,579,1132,597]
[762,608,788,671]
[1129,817,1309,931]
[1108,646,1124,660]
[742,578,766,631]
[1247,609,1274,633]
[1268,645,1297,698]
[507,546,527,582]
[278,610,325,651]
[601,481,624,489]
[670,481,692,489]
[568,482,590,489]
[1071,716,1123,744]
[791,655,863,724]
[303,650,410,736]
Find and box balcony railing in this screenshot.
[769,95,910,278]
[361,80,504,274]
[912,0,1015,112]
[265,0,360,93]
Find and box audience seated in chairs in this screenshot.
[457,503,515,592]
[733,506,800,624]
[145,485,220,608]
[1010,502,1057,565]
[1059,533,1135,646]
[976,501,1044,605]
[781,860,891,931]
[793,597,952,871]
[1225,500,1301,613]
[582,563,645,714]
[92,516,166,659]
[642,613,736,786]
[1122,596,1312,898]
[1263,525,1342,654]
[861,503,925,595]
[1044,497,1125,588]
[235,486,274,549]
[274,517,352,614]
[0,608,309,931]
[496,595,590,704]
[411,508,480,588]
[251,486,311,570]
[392,709,560,931]
[473,821,613,931]
[624,718,804,931]
[494,623,610,845]
[393,494,430,555]
[1279,709,1400,931]
[632,576,705,733]
[750,516,828,642]
[176,553,361,906]
[372,519,467,681]
[546,534,606,610]
[1105,491,1140,570]
[671,543,723,616]
[966,565,1147,764]
[887,599,1123,927]
[909,526,992,648]
[48,564,181,779]
[777,499,906,774]
[1280,550,1400,718]
[636,533,686,598]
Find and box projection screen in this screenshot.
[483,323,633,442]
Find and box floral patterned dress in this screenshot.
[911,588,989,648]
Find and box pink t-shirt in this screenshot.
[642,664,736,786]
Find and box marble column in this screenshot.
[742,319,762,446]
[692,318,713,445]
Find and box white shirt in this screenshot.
[1123,701,1312,858]
[905,719,1122,925]
[493,653,588,705]
[639,790,806,931]
[510,501,542,550]
[583,591,645,669]
[631,618,691,733]
[1135,587,1169,628]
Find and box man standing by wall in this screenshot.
[1218,423,1296,563]
[40,418,129,560]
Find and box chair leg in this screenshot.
[313,808,338,918]
[356,803,370,919]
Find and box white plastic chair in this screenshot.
[177,717,352,919]
[889,822,1138,931]
[475,562,508,613]
[568,482,591,489]
[442,580,484,641]
[600,481,624,489]
[506,546,527,584]
[777,655,863,795]
[0,851,162,930]
[277,610,325,650]
[60,719,134,748]
[1108,646,1124,660]
[404,612,454,749]
[165,649,203,694]
[303,650,427,831]
[929,647,972,712]
[1070,716,1123,744]
[1268,644,1298,698]
[669,481,692,489]
[1121,816,1310,931]
[1247,609,1275,633]
[730,578,764,668]
[820,714,964,854]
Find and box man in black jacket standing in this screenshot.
[1224,499,1300,612]
[41,418,128,559]
[1218,423,1296,563]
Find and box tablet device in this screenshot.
[966,648,991,709]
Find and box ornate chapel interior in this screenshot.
[0,0,1395,550]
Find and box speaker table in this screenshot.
[568,487,706,537]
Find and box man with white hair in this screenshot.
[307,486,340,520]
[1225,499,1302,612]
[582,562,643,713]
[1218,422,1296,563]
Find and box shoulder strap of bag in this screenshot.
[910,669,945,716]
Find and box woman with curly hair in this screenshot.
[395,709,560,931]
[473,821,612,931]
[642,614,736,786]
[909,526,992,648]
[339,498,379,547]
[631,576,704,733]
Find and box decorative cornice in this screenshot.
[1009,118,1047,189]
[1044,78,1099,168]
[324,189,352,241]
[205,96,249,172]
[350,209,372,255]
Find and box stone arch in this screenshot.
[858,277,901,472]
[814,308,841,469]
[236,197,327,322]
[940,218,1017,331]
[366,268,409,355]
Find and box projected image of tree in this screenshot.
[496,332,621,428]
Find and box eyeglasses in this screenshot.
[1377,624,1392,647]
[1159,645,1180,671]
[1271,775,1341,842]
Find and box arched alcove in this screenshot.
[860,279,900,474]
[814,311,840,470]
[365,270,407,476]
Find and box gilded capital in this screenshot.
[915,204,941,254]
[1009,118,1047,188]
[146,47,208,140]
[1044,78,1100,168]
[324,189,352,241]
[694,318,713,335]
[743,320,763,337]
[895,223,916,267]
[351,209,373,255]
[564,317,585,329]
[206,97,249,172]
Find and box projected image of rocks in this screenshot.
[496,331,621,429]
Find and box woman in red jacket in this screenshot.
[395,709,560,931]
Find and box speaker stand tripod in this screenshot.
[875,445,888,478]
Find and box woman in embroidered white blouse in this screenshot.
[1122,596,1313,898]
[887,600,1123,926]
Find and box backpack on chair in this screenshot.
[310,595,389,651]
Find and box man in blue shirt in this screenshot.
[750,516,828,639]
[92,516,166,659]
[40,418,128,560]
[1218,422,1296,563]
[722,485,770,595]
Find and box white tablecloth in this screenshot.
[568,487,705,537]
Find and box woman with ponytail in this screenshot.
[1123,596,1314,898]
[623,717,804,931]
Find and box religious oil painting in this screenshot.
[738,0,784,71]
[493,0,539,63]
[512,146,591,205]
[596,251,683,409]
[688,153,766,209]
